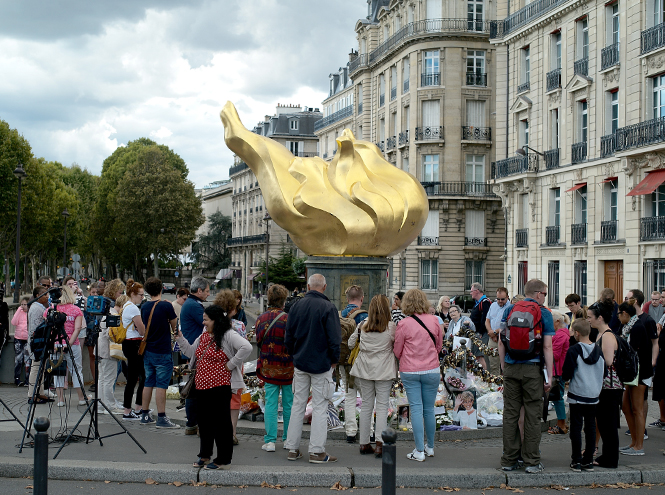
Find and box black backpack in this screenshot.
[30,320,49,360]
[614,334,639,385]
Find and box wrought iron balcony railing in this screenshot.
[515,228,528,248]
[544,148,560,170]
[574,57,588,76]
[386,136,396,151]
[546,68,561,92]
[600,220,618,243]
[398,130,409,146]
[465,237,487,247]
[601,42,620,71]
[314,105,353,131]
[600,134,616,158]
[641,22,665,55]
[546,225,560,246]
[571,142,587,164]
[421,72,440,86]
[391,87,397,101]
[517,80,530,93]
[614,116,665,153]
[418,236,439,246]
[462,126,491,141]
[494,154,538,178]
[415,126,443,141]
[571,223,587,245]
[640,216,665,241]
[376,141,385,152]
[227,234,267,246]
[466,72,487,86]
[349,53,369,74]
[403,79,410,93]
[490,0,568,39]
[420,181,497,197]
[229,161,248,176]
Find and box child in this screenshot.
[561,319,605,472]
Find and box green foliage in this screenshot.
[255,248,307,287]
[193,211,231,271]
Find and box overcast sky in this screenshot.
[0,0,366,187]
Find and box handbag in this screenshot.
[347,328,361,365]
[138,300,159,356]
[109,342,127,362]
[180,338,214,400]
[48,352,68,376]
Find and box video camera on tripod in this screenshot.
[30,287,68,360]
[86,295,120,327]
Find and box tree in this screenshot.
[193,211,232,272]
[255,248,307,287]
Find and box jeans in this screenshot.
[569,403,597,465]
[196,385,233,465]
[338,366,358,436]
[185,398,197,428]
[14,339,30,384]
[356,377,392,445]
[264,382,293,444]
[122,340,145,409]
[143,351,173,389]
[401,372,439,452]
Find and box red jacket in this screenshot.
[552,327,570,377]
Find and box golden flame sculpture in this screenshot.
[220,101,429,257]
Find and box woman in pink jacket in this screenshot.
[11,297,30,386]
[394,289,443,462]
[548,311,570,434]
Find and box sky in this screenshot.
[0,0,367,187]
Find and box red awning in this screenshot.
[601,176,618,184]
[247,273,258,280]
[565,182,587,193]
[627,170,665,196]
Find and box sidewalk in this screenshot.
[1,385,665,488]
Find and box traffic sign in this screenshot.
[72,261,81,270]
[71,254,80,262]
[174,271,179,277]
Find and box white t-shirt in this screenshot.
[122,301,142,339]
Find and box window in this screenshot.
[517,261,528,296]
[384,24,390,41]
[403,57,410,92]
[468,0,484,31]
[578,101,588,142]
[552,32,562,69]
[603,179,618,221]
[654,74,665,118]
[550,188,561,226]
[547,261,560,308]
[290,119,298,131]
[467,50,485,75]
[652,184,665,216]
[550,108,560,148]
[611,3,620,45]
[466,100,486,127]
[421,210,440,245]
[391,66,397,99]
[379,118,385,144]
[521,47,530,85]
[520,193,529,229]
[465,261,484,290]
[574,260,588,306]
[422,155,439,181]
[424,51,440,85]
[395,15,401,31]
[402,156,409,171]
[465,210,485,244]
[465,154,485,182]
[575,185,588,224]
[576,18,589,59]
[644,259,665,293]
[653,0,665,27]
[379,74,385,106]
[426,0,442,20]
[519,119,529,148]
[401,258,407,288]
[422,100,440,128]
[421,259,438,290]
[360,38,366,54]
[408,4,415,23]
[609,90,619,133]
[404,105,410,130]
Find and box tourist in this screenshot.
[11,296,30,386]
[565,294,587,325]
[391,291,406,323]
[643,291,664,325]
[445,304,475,339]
[599,288,621,335]
[172,288,189,320]
[485,288,509,375]
[97,288,127,414]
[232,289,248,328]
[394,289,442,462]
[26,286,50,404]
[0,287,8,366]
[650,312,665,430]
[255,284,292,453]
[469,283,491,371]
[547,311,569,435]
[284,274,341,464]
[349,294,397,457]
[121,279,147,420]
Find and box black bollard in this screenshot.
[34,417,49,495]
[381,428,397,495]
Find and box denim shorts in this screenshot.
[143,351,173,389]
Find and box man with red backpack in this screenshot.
[499,279,554,474]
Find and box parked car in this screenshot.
[450,294,475,314]
[162,283,176,294]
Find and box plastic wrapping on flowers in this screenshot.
[477,391,504,427]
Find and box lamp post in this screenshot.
[62,208,70,278]
[13,163,27,303]
[263,212,271,294]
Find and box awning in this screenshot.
[601,176,618,184]
[627,170,665,196]
[565,182,587,193]
[247,273,259,281]
[221,271,234,280]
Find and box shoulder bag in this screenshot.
[180,338,214,400]
[259,312,294,381]
[137,301,159,356]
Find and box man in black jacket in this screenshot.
[284,273,341,464]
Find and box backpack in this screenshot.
[339,308,367,366]
[108,306,128,344]
[30,320,50,360]
[500,300,543,361]
[613,334,639,385]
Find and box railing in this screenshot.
[379,93,385,106]
[546,68,561,92]
[229,162,248,176]
[390,87,397,101]
[571,141,587,164]
[640,216,665,241]
[516,228,528,248]
[323,152,328,159]
[600,134,616,158]
[466,72,487,86]
[601,42,620,71]
[517,80,530,93]
[461,126,491,141]
[290,152,318,157]
[494,154,538,178]
[642,22,665,55]
[490,0,568,39]
[465,237,487,247]
[571,223,587,245]
[314,105,353,131]
[614,116,665,153]
[574,57,588,76]
[227,234,267,246]
[415,126,443,141]
[386,136,396,150]
[600,220,618,243]
[421,72,440,86]
[544,148,560,170]
[403,79,410,93]
[546,225,560,246]
[358,102,363,114]
[376,141,385,152]
[348,53,369,74]
[398,130,409,146]
[420,181,497,197]
[418,236,439,246]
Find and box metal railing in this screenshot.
[614,116,665,153]
[229,161,248,176]
[314,105,353,131]
[415,126,443,141]
[574,57,588,76]
[421,72,440,86]
[323,152,328,159]
[417,236,439,246]
[494,154,538,178]
[601,42,620,71]
[600,220,618,243]
[600,134,616,157]
[420,181,497,197]
[227,234,267,246]
[358,102,363,114]
[380,93,385,106]
[546,68,561,92]
[466,72,487,86]
[391,87,397,101]
[517,80,530,93]
[462,126,491,140]
[376,141,385,152]
[403,79,409,93]
[641,22,665,55]
[516,228,528,248]
[465,237,487,247]
[490,0,568,39]
[640,216,665,241]
[571,141,587,164]
[386,136,396,150]
[544,148,560,170]
[398,130,409,146]
[546,225,560,245]
[348,53,369,74]
[571,223,587,245]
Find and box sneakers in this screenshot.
[525,463,545,474]
[346,435,357,444]
[406,449,425,462]
[185,426,198,436]
[581,463,594,472]
[57,401,66,407]
[140,414,155,425]
[123,410,141,421]
[501,461,523,472]
[309,452,337,463]
[649,419,665,428]
[620,447,645,456]
[570,463,581,472]
[424,446,434,457]
[624,429,648,439]
[262,442,276,452]
[155,416,179,429]
[287,449,302,461]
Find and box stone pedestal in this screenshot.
[304,256,389,312]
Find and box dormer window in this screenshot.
[290,119,299,131]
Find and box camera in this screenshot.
[86,295,114,316]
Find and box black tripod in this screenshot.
[0,395,30,436]
[55,316,146,458]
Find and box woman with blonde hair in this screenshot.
[121,279,147,420]
[394,289,442,462]
[349,294,397,458]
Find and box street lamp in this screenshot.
[13,163,27,303]
[263,212,271,293]
[515,145,544,157]
[62,208,70,278]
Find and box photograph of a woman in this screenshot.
[451,391,477,430]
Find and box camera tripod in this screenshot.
[0,395,30,436]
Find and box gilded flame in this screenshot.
[220,101,429,257]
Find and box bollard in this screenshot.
[34,417,49,495]
[381,428,397,495]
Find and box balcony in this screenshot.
[546,68,561,92]
[614,116,665,153]
[390,87,397,101]
[571,142,587,164]
[544,148,560,170]
[600,220,618,243]
[379,94,385,106]
[640,216,665,241]
[462,126,491,141]
[574,57,588,77]
[403,79,410,93]
[323,152,328,159]
[600,134,616,158]
[227,234,267,247]
[421,72,440,86]
[601,43,620,71]
[386,136,396,151]
[418,236,439,246]
[420,181,497,198]
[490,0,568,39]
[466,72,487,86]
[358,102,363,114]
[398,130,409,147]
[517,80,530,93]
[546,225,560,246]
[516,228,528,248]
[314,105,353,131]
[571,223,587,245]
[348,53,369,75]
[229,161,248,176]
[465,237,487,247]
[376,141,385,152]
[641,22,665,55]
[415,126,443,141]
[493,154,538,179]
